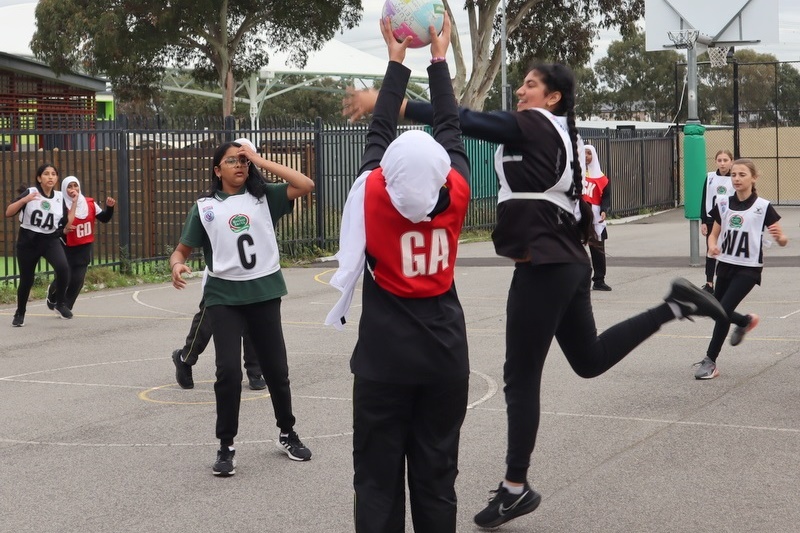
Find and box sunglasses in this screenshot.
[221,157,251,167]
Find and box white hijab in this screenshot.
[61,176,89,218]
[325,130,450,329]
[584,144,604,179]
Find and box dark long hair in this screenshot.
[201,142,267,200]
[26,163,59,194]
[529,62,593,244]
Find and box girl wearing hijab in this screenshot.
[344,58,728,530]
[45,176,115,311]
[583,144,612,290]
[326,15,471,533]
[5,163,72,325]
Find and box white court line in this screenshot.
[132,289,187,315]
[472,406,800,434]
[468,369,498,409]
[780,308,800,319]
[0,432,352,448]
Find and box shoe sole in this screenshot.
[276,441,312,461]
[670,278,726,321]
[695,369,720,380]
[212,469,235,476]
[12,322,24,327]
[475,492,542,529]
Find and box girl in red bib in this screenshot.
[46,176,115,311]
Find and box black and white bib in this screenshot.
[198,192,280,281]
[19,187,64,234]
[717,196,770,267]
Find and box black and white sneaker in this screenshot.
[474,482,542,529]
[12,313,24,327]
[277,431,312,461]
[46,284,55,310]
[664,278,726,322]
[212,447,236,476]
[172,349,194,389]
[54,303,73,319]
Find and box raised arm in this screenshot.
[426,13,468,180]
[357,17,413,176]
[237,144,315,201]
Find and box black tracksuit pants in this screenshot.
[180,296,262,377]
[503,262,677,483]
[706,274,756,361]
[353,375,469,533]
[15,232,69,316]
[206,299,295,446]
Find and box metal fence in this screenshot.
[1,116,677,283]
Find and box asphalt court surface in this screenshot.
[1,208,799,533]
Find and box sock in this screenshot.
[502,481,524,494]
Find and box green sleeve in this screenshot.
[265,182,293,224]
[179,204,205,248]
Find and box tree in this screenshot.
[594,30,682,121]
[31,0,362,117]
[444,0,643,110]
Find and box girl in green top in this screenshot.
[169,140,314,476]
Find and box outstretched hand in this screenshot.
[381,16,412,64]
[342,87,379,123]
[429,12,451,59]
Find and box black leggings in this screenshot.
[16,234,69,315]
[47,244,91,310]
[206,299,295,447]
[706,274,756,361]
[503,262,676,483]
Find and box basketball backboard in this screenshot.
[644,0,779,52]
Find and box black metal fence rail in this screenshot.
[1,116,676,284]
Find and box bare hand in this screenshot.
[26,192,41,203]
[105,197,116,207]
[342,87,378,123]
[429,11,451,59]
[381,16,412,63]
[701,224,708,236]
[768,223,787,246]
[708,245,720,257]
[599,211,607,222]
[171,264,192,289]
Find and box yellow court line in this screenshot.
[313,268,336,285]
[138,381,271,405]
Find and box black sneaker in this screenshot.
[212,447,236,476]
[12,313,24,327]
[172,349,194,389]
[46,284,55,310]
[701,283,714,294]
[664,278,726,322]
[474,482,542,529]
[277,431,312,461]
[730,314,759,346]
[247,374,267,390]
[593,281,612,291]
[54,303,73,319]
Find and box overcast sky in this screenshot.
[1,0,798,75]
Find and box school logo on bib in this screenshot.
[729,214,744,229]
[716,186,727,195]
[228,213,250,233]
[41,200,51,210]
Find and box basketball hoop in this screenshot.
[667,29,699,49]
[707,46,731,68]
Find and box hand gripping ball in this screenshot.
[382,0,445,49]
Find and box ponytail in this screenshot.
[532,62,593,244]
